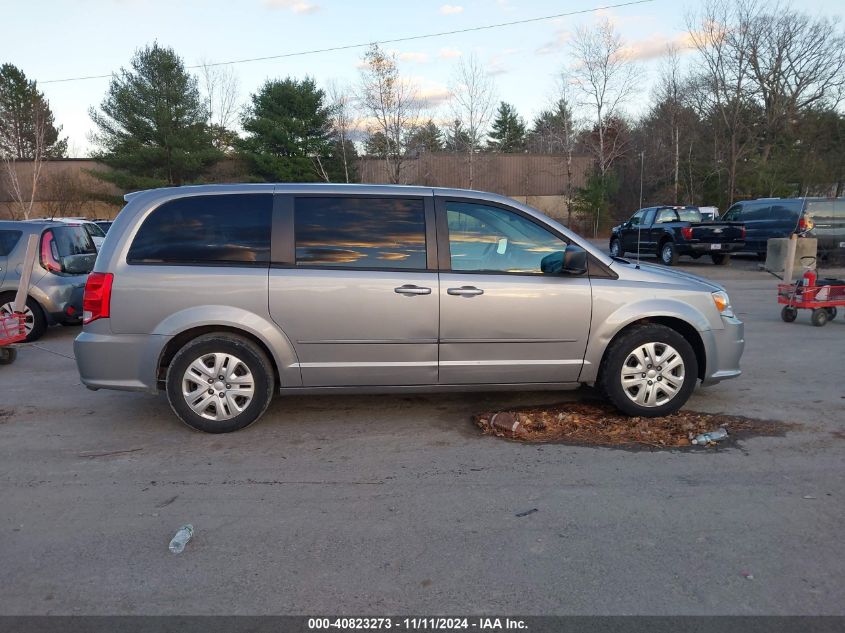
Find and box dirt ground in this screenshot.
[1,255,843,616]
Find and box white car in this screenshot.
[28,217,106,250]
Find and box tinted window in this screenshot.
[84,223,106,238]
[0,230,22,256]
[723,205,741,221]
[52,226,96,256]
[629,210,645,225]
[128,194,272,265]
[741,202,772,221]
[295,197,427,269]
[446,202,567,274]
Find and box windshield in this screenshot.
[677,209,702,222]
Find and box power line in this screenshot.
[41,0,656,84]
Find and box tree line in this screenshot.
[1,0,843,233]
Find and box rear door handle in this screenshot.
[447,286,484,296]
[394,284,431,296]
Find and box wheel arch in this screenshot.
[152,307,302,390]
[595,316,706,385]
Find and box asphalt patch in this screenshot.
[474,402,794,449]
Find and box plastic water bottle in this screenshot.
[692,428,728,445]
[169,524,194,553]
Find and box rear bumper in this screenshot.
[74,326,169,394]
[701,317,744,385]
[683,242,745,255]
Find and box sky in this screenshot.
[5,0,844,156]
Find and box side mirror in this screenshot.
[540,245,587,275]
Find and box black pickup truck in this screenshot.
[609,206,746,266]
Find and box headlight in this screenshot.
[712,291,735,318]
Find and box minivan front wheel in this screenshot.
[166,334,274,433]
[600,324,698,417]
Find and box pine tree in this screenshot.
[407,120,443,155]
[0,64,67,159]
[487,102,526,152]
[238,77,334,182]
[89,43,220,189]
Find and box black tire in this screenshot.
[781,306,798,323]
[825,307,837,320]
[811,309,829,327]
[0,294,47,342]
[659,241,679,266]
[757,252,767,262]
[711,253,731,265]
[0,348,17,365]
[166,333,274,433]
[600,324,698,418]
[609,238,622,258]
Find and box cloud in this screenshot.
[398,51,430,63]
[535,29,571,55]
[620,32,697,62]
[264,0,320,14]
[438,47,463,59]
[439,4,464,15]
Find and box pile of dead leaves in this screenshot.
[474,402,792,448]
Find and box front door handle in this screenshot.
[394,284,431,296]
[447,286,484,296]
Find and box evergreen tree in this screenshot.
[0,63,67,159]
[443,119,471,152]
[238,77,333,182]
[487,102,526,152]
[406,120,443,155]
[528,99,576,154]
[89,44,219,189]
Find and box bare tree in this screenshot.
[655,45,684,203]
[326,80,357,183]
[570,18,638,177]
[358,44,421,184]
[198,60,240,153]
[745,7,845,163]
[569,17,639,235]
[2,112,48,220]
[41,169,92,218]
[687,0,759,205]
[449,54,496,188]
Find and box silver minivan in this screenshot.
[74,184,744,433]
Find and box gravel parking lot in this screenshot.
[1,256,843,615]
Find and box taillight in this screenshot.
[797,216,813,232]
[83,272,113,324]
[40,230,62,273]
[740,226,746,239]
[681,227,693,240]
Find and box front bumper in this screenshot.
[701,317,745,385]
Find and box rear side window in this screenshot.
[128,194,272,266]
[295,197,427,269]
[0,230,22,256]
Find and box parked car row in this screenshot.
[611,198,845,266]
[610,205,746,266]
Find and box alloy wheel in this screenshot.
[0,302,34,336]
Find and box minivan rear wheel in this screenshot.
[600,324,698,418]
[166,334,274,433]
